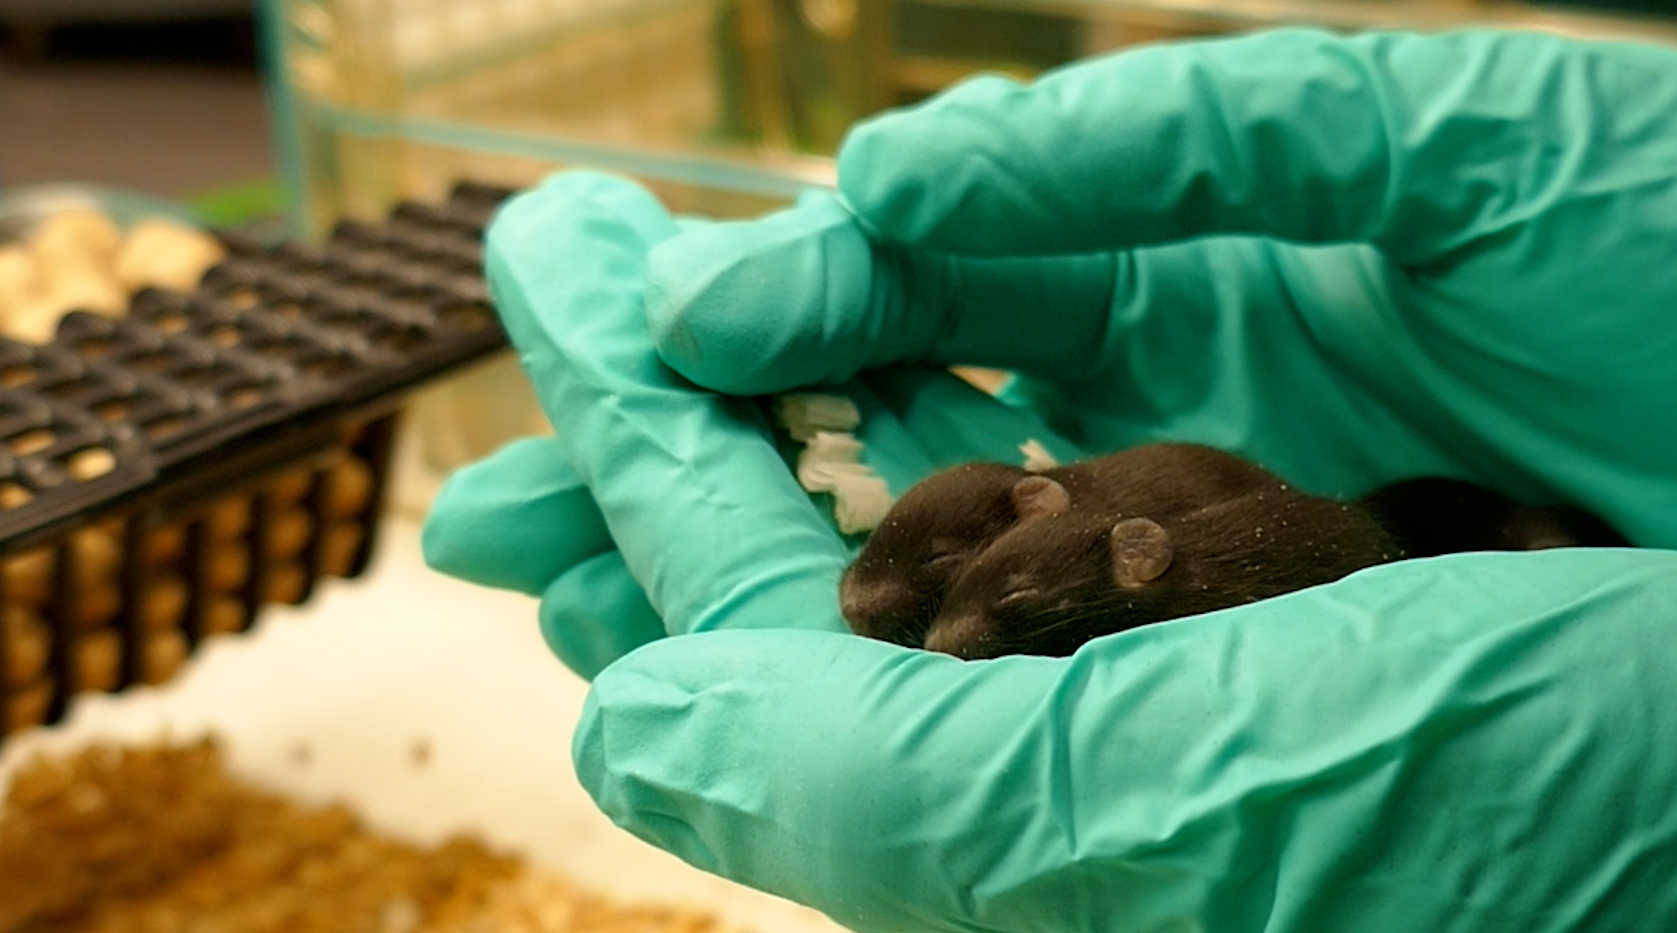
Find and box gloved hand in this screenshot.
[425,28,1677,933]
[423,178,1090,677]
[647,29,1677,544]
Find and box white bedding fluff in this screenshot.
[1019,439,1060,472]
[773,394,861,442]
[775,395,891,534]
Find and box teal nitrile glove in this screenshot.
[579,550,1677,933]
[424,29,1677,932]
[646,29,1677,545]
[422,174,1088,677]
[556,27,1676,933]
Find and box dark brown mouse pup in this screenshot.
[841,443,1629,660]
[918,445,1401,659]
[839,444,1323,648]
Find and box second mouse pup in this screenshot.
[841,443,1628,660]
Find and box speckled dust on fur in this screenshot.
[849,444,1403,659]
[842,443,1624,659]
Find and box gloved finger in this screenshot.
[577,548,1677,933]
[644,194,1434,497]
[839,29,1677,261]
[487,172,849,636]
[646,189,1140,394]
[422,436,611,595]
[539,550,666,681]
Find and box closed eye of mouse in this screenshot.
[838,461,1027,646]
[845,443,1630,659]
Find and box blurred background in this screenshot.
[0,3,272,213]
[4,0,1676,232]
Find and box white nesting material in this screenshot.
[828,473,893,534]
[776,387,893,536]
[1020,438,1060,472]
[774,393,861,442]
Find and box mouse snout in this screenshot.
[839,574,916,635]
[923,612,999,660]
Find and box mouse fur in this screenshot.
[839,461,1028,647]
[841,443,1629,660]
[924,452,1399,659]
[838,443,1287,646]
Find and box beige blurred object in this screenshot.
[324,456,375,516]
[3,678,51,732]
[140,578,191,633]
[0,207,224,344]
[28,209,122,269]
[115,218,227,294]
[263,510,315,559]
[2,607,47,689]
[141,523,189,566]
[201,596,246,635]
[206,547,252,591]
[77,583,123,631]
[1,549,52,606]
[73,526,122,580]
[206,498,253,539]
[264,562,310,605]
[65,447,117,481]
[319,521,367,577]
[0,482,29,510]
[27,209,126,319]
[0,299,60,345]
[0,247,39,310]
[268,468,316,506]
[37,268,126,319]
[142,631,190,684]
[75,630,123,693]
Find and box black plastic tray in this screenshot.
[0,182,514,740]
[0,182,510,554]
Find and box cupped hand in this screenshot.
[578,548,1677,933]
[422,174,1087,676]
[421,29,1677,933]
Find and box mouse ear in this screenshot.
[1012,475,1071,521]
[1111,518,1173,588]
